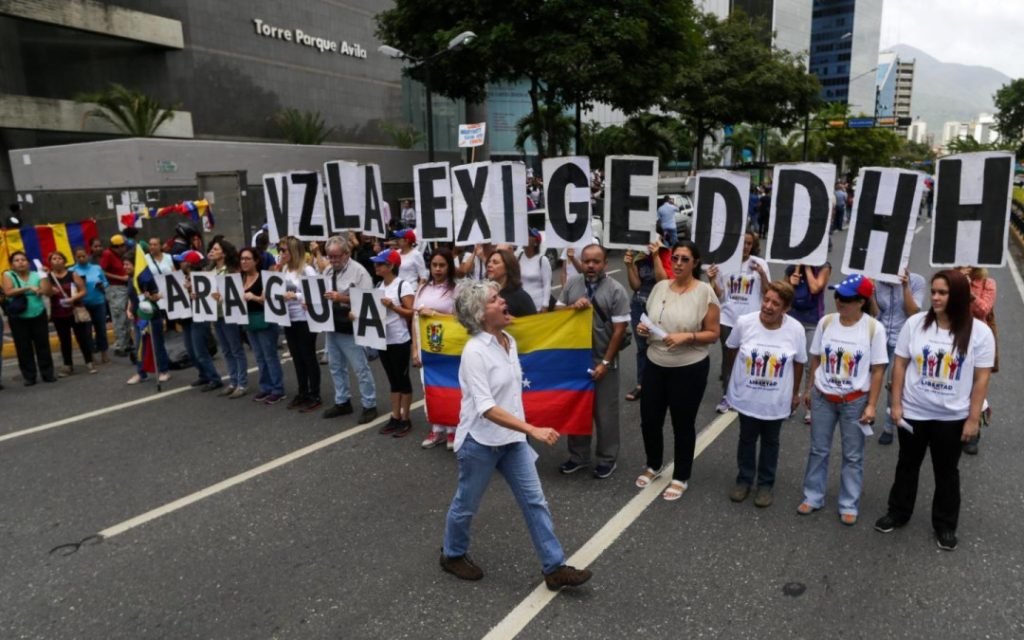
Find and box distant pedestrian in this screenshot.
[100,234,131,356]
[239,247,285,404]
[412,248,458,449]
[2,251,55,385]
[278,236,321,412]
[45,250,95,376]
[657,197,679,246]
[71,246,110,363]
[372,248,416,437]
[208,239,248,397]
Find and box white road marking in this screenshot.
[1008,250,1024,305]
[0,359,292,444]
[97,400,425,539]
[481,410,738,640]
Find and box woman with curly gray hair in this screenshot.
[440,280,592,591]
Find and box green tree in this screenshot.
[376,0,700,161]
[272,109,334,145]
[891,138,937,171]
[664,10,821,169]
[76,83,176,137]
[806,103,902,175]
[994,78,1024,156]
[514,103,575,157]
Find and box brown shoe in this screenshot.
[753,487,774,508]
[440,553,483,581]
[728,484,750,502]
[544,565,592,591]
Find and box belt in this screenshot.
[819,389,867,404]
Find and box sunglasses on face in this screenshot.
[671,255,692,264]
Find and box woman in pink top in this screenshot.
[412,248,458,450]
[960,266,997,454]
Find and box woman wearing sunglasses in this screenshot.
[797,274,888,526]
[635,241,720,501]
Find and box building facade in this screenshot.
[809,0,882,113]
[0,1,465,204]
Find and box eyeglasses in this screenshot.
[670,255,692,263]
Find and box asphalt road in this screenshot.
[2,222,1023,639]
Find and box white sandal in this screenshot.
[635,467,663,488]
[662,480,688,501]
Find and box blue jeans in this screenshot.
[214,319,249,388]
[247,326,284,395]
[802,390,868,515]
[736,413,782,488]
[443,436,566,575]
[629,296,649,387]
[325,331,376,407]
[85,302,108,353]
[134,315,170,375]
[185,320,221,385]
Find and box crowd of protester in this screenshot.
[0,209,1002,572]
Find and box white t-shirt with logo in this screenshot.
[716,256,770,327]
[894,312,995,421]
[379,277,413,344]
[726,312,807,420]
[810,313,889,395]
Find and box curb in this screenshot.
[2,328,116,359]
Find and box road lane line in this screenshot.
[0,359,292,444]
[1007,251,1024,304]
[97,400,425,539]
[482,410,738,640]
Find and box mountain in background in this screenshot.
[885,44,1012,136]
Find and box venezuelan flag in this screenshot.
[132,243,154,294]
[418,308,594,435]
[0,220,98,272]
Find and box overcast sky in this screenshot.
[880,0,1023,79]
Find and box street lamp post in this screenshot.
[379,31,476,162]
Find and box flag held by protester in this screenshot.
[0,220,99,272]
[418,308,594,435]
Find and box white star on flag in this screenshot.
[522,378,532,389]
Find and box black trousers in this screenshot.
[53,315,94,366]
[10,313,54,382]
[887,417,965,533]
[640,357,710,481]
[284,321,320,400]
[379,340,412,394]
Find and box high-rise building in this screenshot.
[809,0,883,114]
[907,121,927,145]
[696,0,812,58]
[894,58,914,134]
[942,121,962,145]
[877,51,915,134]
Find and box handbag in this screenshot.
[2,271,29,317]
[73,305,91,324]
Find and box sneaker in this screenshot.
[439,553,483,581]
[158,372,171,383]
[840,513,858,526]
[358,407,378,424]
[936,530,958,551]
[544,565,592,591]
[874,513,908,533]
[715,396,730,414]
[753,487,774,508]
[421,431,446,449]
[228,387,247,399]
[446,432,456,451]
[879,430,894,445]
[593,463,617,479]
[202,381,223,392]
[190,379,208,388]
[379,417,401,435]
[58,365,73,378]
[287,395,307,410]
[729,484,751,503]
[559,459,589,475]
[264,393,285,405]
[322,401,354,419]
[219,385,236,397]
[126,373,145,385]
[253,391,270,402]
[803,413,812,425]
[299,397,323,413]
[392,420,413,438]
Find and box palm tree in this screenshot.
[379,121,424,149]
[76,83,176,137]
[272,108,335,145]
[514,102,575,158]
[620,113,676,163]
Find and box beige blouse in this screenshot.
[645,279,719,368]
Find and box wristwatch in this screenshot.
[601,359,611,367]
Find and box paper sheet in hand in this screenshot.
[639,313,668,340]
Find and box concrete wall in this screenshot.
[0,94,193,137]
[0,0,183,48]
